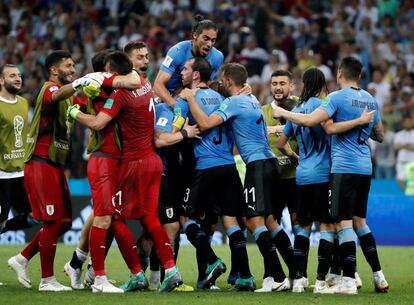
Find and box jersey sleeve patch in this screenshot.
[321,96,330,106]
[219,103,228,112]
[156,117,168,127]
[49,86,59,92]
[104,98,114,109]
[162,55,173,68]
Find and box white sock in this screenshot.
[16,253,28,265]
[75,248,88,262]
[41,276,55,283]
[373,270,384,278]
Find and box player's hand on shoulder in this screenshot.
[179,88,195,101]
[238,83,252,95]
[359,106,375,125]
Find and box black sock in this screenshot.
[196,247,207,282]
[331,237,341,275]
[185,223,218,265]
[273,230,295,279]
[229,230,252,278]
[105,228,114,257]
[69,250,84,270]
[1,213,38,233]
[293,235,309,279]
[149,245,160,271]
[174,234,180,262]
[256,231,285,282]
[340,241,356,278]
[317,239,334,280]
[359,232,381,272]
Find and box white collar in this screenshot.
[0,96,17,104]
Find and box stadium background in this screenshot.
[0,0,413,246]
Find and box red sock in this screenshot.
[21,228,42,260]
[142,216,175,269]
[39,223,61,278]
[90,226,108,276]
[112,220,141,274]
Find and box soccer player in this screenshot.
[64,49,143,291]
[276,67,374,293]
[262,70,298,283]
[182,63,289,292]
[154,15,223,107]
[8,50,104,291]
[0,65,35,235]
[175,57,255,291]
[273,57,388,294]
[68,51,184,292]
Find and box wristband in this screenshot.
[180,129,188,139]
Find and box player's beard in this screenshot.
[57,70,74,85]
[3,81,20,94]
[273,91,289,103]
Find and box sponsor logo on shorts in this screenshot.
[166,207,174,219]
[46,204,54,216]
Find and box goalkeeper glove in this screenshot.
[67,104,81,123]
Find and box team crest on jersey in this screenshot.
[321,96,330,106]
[104,98,114,109]
[162,55,173,68]
[166,207,174,219]
[46,204,55,216]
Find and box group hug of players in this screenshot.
[1,16,389,295]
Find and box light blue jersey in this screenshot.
[155,103,174,173]
[284,97,331,185]
[160,40,224,92]
[174,88,234,170]
[214,94,275,164]
[319,87,380,175]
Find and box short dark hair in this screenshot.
[222,63,247,86]
[192,14,218,35]
[123,41,148,55]
[105,51,133,75]
[338,56,363,81]
[191,57,211,83]
[45,50,72,71]
[271,70,292,82]
[91,49,114,72]
[299,67,328,105]
[0,64,18,76]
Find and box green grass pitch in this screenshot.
[1,245,413,305]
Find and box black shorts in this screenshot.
[158,176,180,224]
[0,177,31,223]
[276,178,298,217]
[182,164,244,218]
[296,182,332,224]
[330,173,371,221]
[243,158,281,218]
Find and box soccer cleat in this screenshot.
[227,272,239,285]
[64,262,84,289]
[355,272,362,289]
[292,277,306,293]
[92,275,124,293]
[119,271,149,292]
[254,276,276,292]
[373,270,389,293]
[38,277,72,292]
[8,255,32,288]
[159,267,183,292]
[83,266,95,289]
[200,259,226,289]
[313,280,335,294]
[333,276,358,295]
[173,283,194,292]
[273,278,290,292]
[234,276,256,291]
[326,273,341,287]
[209,285,221,290]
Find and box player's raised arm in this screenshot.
[154,70,176,107]
[67,104,112,131]
[273,105,329,127]
[112,69,141,89]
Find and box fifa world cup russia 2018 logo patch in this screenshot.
[13,115,24,148]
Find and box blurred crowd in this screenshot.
[0,0,413,180]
